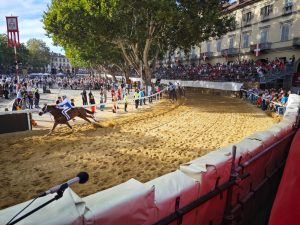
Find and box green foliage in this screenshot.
[0,34,29,74]
[26,38,51,70]
[44,0,235,82]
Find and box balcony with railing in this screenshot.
[221,48,238,56]
[250,43,272,52]
[200,52,214,58]
[282,2,293,16]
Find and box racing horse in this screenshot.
[39,104,99,135]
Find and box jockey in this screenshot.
[57,95,73,120]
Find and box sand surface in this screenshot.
[0,93,277,209]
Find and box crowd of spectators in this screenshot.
[154,57,295,82]
[241,87,290,115]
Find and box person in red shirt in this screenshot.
[257,94,262,108]
[111,88,115,101]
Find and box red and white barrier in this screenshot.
[145,170,200,225]
[83,179,156,225]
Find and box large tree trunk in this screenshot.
[123,63,131,84]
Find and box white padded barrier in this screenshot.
[83,179,156,225]
[144,170,200,225]
[247,130,279,148]
[0,189,84,225]
[156,79,243,91]
[180,147,233,183]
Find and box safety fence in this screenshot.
[0,94,299,225]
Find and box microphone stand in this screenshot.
[6,184,68,225]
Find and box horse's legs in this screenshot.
[86,114,98,122]
[65,121,73,130]
[78,115,92,123]
[48,122,58,135]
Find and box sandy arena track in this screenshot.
[0,93,277,209]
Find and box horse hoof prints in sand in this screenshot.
[39,104,100,135]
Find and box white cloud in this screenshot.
[0,0,64,54]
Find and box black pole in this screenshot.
[6,190,65,225]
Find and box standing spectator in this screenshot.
[81,89,88,105]
[124,93,128,112]
[117,87,122,101]
[103,88,107,103]
[134,89,139,109]
[4,88,9,99]
[112,94,118,113]
[139,89,144,106]
[28,91,34,109]
[34,89,40,108]
[111,88,115,100]
[99,92,105,111]
[16,89,22,104]
[89,91,96,113]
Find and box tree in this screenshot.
[0,34,29,74]
[26,38,51,72]
[44,0,235,84]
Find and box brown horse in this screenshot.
[39,104,98,134]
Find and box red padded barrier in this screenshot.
[268,130,300,225]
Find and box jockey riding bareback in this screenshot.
[57,95,73,121]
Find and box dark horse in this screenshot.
[39,104,98,134]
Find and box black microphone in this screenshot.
[39,172,89,197]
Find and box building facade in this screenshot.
[199,0,300,65]
[50,52,72,74]
[163,0,300,72]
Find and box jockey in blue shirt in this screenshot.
[57,95,73,120]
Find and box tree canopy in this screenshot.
[0,34,29,74]
[26,38,51,71]
[44,0,235,83]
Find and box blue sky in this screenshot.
[0,0,64,53]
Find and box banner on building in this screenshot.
[6,16,20,48]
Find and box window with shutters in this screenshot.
[243,12,252,24]
[281,23,290,41]
[207,42,211,52]
[260,29,268,43]
[229,37,235,49]
[261,5,273,19]
[283,0,293,14]
[242,33,250,48]
[217,40,222,52]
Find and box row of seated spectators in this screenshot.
[241,88,290,115]
[154,57,295,82]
